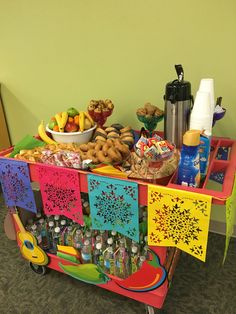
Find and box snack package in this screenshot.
[41,150,82,169]
[135,134,174,161]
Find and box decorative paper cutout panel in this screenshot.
[88,174,139,242]
[0,158,37,213]
[223,174,236,264]
[38,164,83,224]
[148,185,212,261]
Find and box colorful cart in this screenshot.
[0,135,236,313]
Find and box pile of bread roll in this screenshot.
[93,124,134,148]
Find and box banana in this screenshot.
[38,121,57,144]
[79,111,85,132]
[61,111,68,128]
[84,111,94,126]
[55,113,64,132]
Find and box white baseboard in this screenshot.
[209,220,236,237]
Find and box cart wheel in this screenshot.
[29,262,47,275]
[145,305,155,314]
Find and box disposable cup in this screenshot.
[190,91,212,135]
[190,114,211,132]
[198,78,215,115]
[191,91,211,115]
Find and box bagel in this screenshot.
[114,139,130,157]
[95,142,103,151]
[102,142,111,153]
[111,123,124,130]
[120,126,132,133]
[120,132,134,139]
[95,127,107,137]
[107,138,114,146]
[79,152,88,160]
[93,127,107,140]
[95,135,107,142]
[107,131,119,139]
[121,136,134,144]
[97,150,112,163]
[88,142,96,149]
[87,149,99,163]
[107,147,122,162]
[79,144,89,152]
[105,127,119,134]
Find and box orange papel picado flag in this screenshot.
[148,185,212,262]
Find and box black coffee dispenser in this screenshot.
[164,65,193,148]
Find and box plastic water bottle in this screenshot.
[84,230,92,244]
[110,230,118,248]
[107,237,114,249]
[99,230,108,246]
[60,219,66,230]
[81,239,92,263]
[131,240,140,254]
[93,242,103,266]
[52,226,61,252]
[59,219,67,245]
[119,238,126,249]
[94,235,103,250]
[103,246,115,275]
[54,215,60,227]
[130,245,139,274]
[142,245,149,260]
[73,229,83,250]
[45,214,53,223]
[35,212,42,222]
[48,221,55,248]
[39,218,49,250]
[31,224,42,246]
[138,255,146,269]
[114,247,129,278]
[64,226,73,246]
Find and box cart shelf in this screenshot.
[1,134,235,311]
[1,136,235,205]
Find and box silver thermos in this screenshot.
[164,64,193,148]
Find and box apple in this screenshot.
[48,120,58,130]
[64,122,78,133]
[67,107,79,117]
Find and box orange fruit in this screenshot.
[53,125,59,132]
[50,116,56,121]
[68,117,74,123]
[74,114,80,126]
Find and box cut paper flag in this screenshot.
[88,174,139,242]
[148,185,212,262]
[0,158,37,213]
[38,164,83,225]
[223,174,236,264]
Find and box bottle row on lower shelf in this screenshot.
[25,208,148,279]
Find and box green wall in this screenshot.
[0,1,236,225]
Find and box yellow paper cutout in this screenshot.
[223,174,236,264]
[148,185,212,262]
[92,165,128,178]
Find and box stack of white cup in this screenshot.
[190,78,215,137]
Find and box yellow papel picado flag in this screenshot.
[148,185,212,262]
